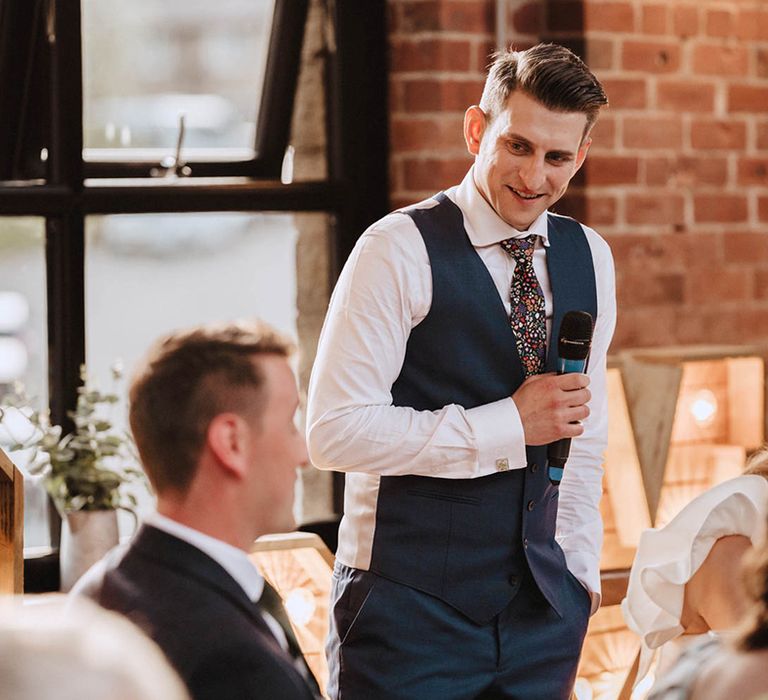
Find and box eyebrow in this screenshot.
[503,132,577,158]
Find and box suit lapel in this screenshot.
[130,525,268,631]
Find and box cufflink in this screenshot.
[496,458,509,471]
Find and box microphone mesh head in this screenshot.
[558,311,593,361]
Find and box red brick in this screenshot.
[512,2,543,35]
[691,119,747,150]
[622,40,681,73]
[729,85,768,112]
[737,158,768,186]
[756,269,768,299]
[586,38,615,70]
[586,193,618,226]
[646,156,728,187]
[705,9,737,38]
[398,1,494,34]
[600,78,647,109]
[760,196,768,221]
[673,5,700,39]
[402,156,472,191]
[584,1,635,32]
[390,115,465,152]
[390,78,405,112]
[759,122,768,150]
[642,5,669,35]
[758,49,768,79]
[687,266,751,303]
[608,232,722,270]
[546,1,585,32]
[617,271,686,305]
[624,117,682,149]
[611,306,677,349]
[736,9,768,41]
[400,78,483,112]
[589,115,616,149]
[390,38,472,73]
[694,194,748,223]
[555,191,617,227]
[644,157,670,186]
[626,193,685,226]
[657,81,715,112]
[692,44,749,76]
[584,155,639,185]
[390,158,404,193]
[723,232,768,263]
[476,39,497,72]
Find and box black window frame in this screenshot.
[0,0,389,580]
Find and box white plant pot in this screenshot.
[59,509,119,592]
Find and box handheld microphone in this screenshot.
[547,310,594,486]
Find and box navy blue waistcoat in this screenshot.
[367,193,597,624]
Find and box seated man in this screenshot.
[88,320,319,700]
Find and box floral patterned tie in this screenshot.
[500,234,546,377]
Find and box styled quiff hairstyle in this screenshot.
[479,43,608,139]
[129,320,294,495]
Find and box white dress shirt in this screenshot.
[307,167,616,612]
[622,474,768,681]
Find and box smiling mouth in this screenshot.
[509,186,544,200]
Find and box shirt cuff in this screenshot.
[465,397,527,477]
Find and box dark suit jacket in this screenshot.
[94,525,318,700]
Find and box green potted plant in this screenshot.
[0,365,147,590]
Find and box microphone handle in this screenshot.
[547,356,588,485]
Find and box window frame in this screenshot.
[0,0,389,572]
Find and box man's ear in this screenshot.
[463,105,487,156]
[206,413,249,479]
[574,136,592,174]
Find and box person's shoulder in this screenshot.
[365,194,441,236]
[352,194,443,264]
[691,647,768,700]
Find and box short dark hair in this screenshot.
[479,43,608,138]
[129,320,294,495]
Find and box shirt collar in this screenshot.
[451,166,550,248]
[144,511,265,602]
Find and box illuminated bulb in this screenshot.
[573,677,593,700]
[284,587,316,627]
[0,291,29,333]
[689,389,717,425]
[0,337,28,383]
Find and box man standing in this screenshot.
[307,44,616,699]
[92,321,320,700]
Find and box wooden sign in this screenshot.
[0,447,23,593]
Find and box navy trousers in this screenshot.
[326,562,591,700]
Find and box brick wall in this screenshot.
[387,0,768,350]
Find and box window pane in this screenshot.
[85,212,303,533]
[0,218,50,550]
[82,0,275,156]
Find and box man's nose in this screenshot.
[519,157,545,191]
